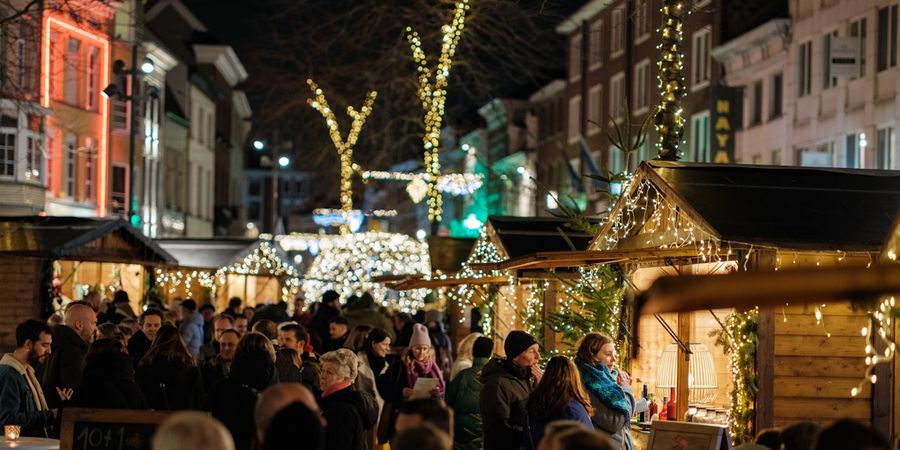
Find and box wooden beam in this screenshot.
[390,276,508,291]
[676,311,692,422]
[752,250,777,434]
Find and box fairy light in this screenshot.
[406,0,470,222]
[302,232,431,312]
[361,170,483,200]
[307,79,378,234]
[715,309,758,444]
[215,241,301,303]
[655,0,688,160]
[154,269,217,296]
[852,296,897,397]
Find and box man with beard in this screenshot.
[0,319,56,437]
[200,329,239,388]
[42,301,97,408]
[128,309,163,368]
[278,323,321,391]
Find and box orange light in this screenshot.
[42,15,110,216]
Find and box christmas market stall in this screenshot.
[0,217,175,350]
[155,238,300,309]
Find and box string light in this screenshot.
[714,309,758,444]
[302,232,431,312]
[852,296,897,397]
[406,0,470,222]
[361,170,483,201]
[654,0,688,160]
[154,269,217,296]
[215,241,301,303]
[307,79,377,234]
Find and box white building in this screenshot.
[186,81,216,237]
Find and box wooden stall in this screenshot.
[0,217,175,350]
[156,238,299,310]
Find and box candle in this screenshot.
[4,425,20,441]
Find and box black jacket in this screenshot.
[70,351,147,410]
[202,380,259,450]
[41,325,88,409]
[135,357,204,410]
[480,358,536,450]
[127,331,152,369]
[200,355,229,390]
[320,386,378,450]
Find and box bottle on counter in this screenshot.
[660,396,669,421]
[638,384,648,423]
[667,388,677,421]
[648,394,658,422]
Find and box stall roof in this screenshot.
[427,236,476,273]
[593,161,900,252]
[487,216,600,259]
[884,215,900,262]
[0,216,175,264]
[155,238,260,269]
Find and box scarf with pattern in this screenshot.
[405,357,445,397]
[575,358,630,419]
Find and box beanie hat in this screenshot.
[504,330,538,359]
[472,336,494,358]
[409,323,432,348]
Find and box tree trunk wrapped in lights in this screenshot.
[306,79,377,234]
[406,0,470,223]
[654,0,687,161]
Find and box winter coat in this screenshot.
[525,398,592,449]
[200,355,230,390]
[136,357,204,410]
[344,308,395,340]
[70,351,147,410]
[127,330,152,369]
[202,381,259,450]
[308,306,340,352]
[479,358,536,450]
[0,355,53,437]
[250,303,290,327]
[320,386,378,450]
[41,324,88,408]
[589,384,636,450]
[445,357,489,450]
[180,311,205,358]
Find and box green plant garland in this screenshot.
[712,309,759,444]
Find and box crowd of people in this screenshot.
[0,289,894,450]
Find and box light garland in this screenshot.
[154,269,217,296]
[406,0,470,222]
[302,232,431,312]
[215,241,301,303]
[361,170,484,201]
[654,0,688,160]
[853,296,897,397]
[449,229,504,335]
[307,79,378,234]
[713,309,758,444]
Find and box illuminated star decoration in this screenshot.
[654,0,688,160]
[360,170,483,203]
[307,79,378,234]
[406,0,470,222]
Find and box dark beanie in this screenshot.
[504,330,538,359]
[472,336,494,358]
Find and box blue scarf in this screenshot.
[575,358,631,420]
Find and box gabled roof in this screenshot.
[0,217,175,264]
[155,238,259,270]
[883,215,900,262]
[487,216,599,259]
[427,236,476,273]
[593,161,900,252]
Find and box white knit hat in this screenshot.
[409,323,432,348]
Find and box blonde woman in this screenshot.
[450,332,483,380]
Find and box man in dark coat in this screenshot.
[200,329,239,389]
[0,320,55,437]
[128,309,163,368]
[480,330,542,450]
[250,301,290,328]
[70,339,147,409]
[41,302,96,409]
[307,290,341,351]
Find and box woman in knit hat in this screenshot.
[400,323,445,400]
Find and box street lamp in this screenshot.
[252,140,265,151]
[278,156,291,168]
[103,47,155,226]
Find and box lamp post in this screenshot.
[252,138,291,233]
[102,44,154,225]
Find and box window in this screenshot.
[64,134,75,197]
[208,114,214,147]
[749,80,763,126]
[770,73,783,119]
[197,108,205,145]
[798,41,813,96]
[608,146,624,173]
[587,86,601,135]
[0,130,15,177]
[86,48,98,110]
[111,76,130,130]
[877,5,898,71]
[822,31,838,89]
[692,28,711,89]
[25,135,40,182]
[845,133,864,168]
[589,20,603,69]
[16,38,26,89]
[84,138,94,200]
[634,60,651,112]
[568,96,582,143]
[877,127,895,169]
[569,34,582,80]
[635,0,651,41]
[771,149,782,165]
[610,73,625,121]
[49,31,59,99]
[196,165,203,217]
[207,169,213,219]
[850,17,867,78]
[611,6,625,57]
[690,111,710,162]
[111,164,127,215]
[64,38,79,105]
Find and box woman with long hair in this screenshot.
[574,333,635,450]
[71,338,147,409]
[450,332,483,381]
[136,324,204,410]
[344,325,373,353]
[524,356,593,449]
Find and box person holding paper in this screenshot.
[400,324,445,400]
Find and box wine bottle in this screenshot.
[667,387,677,421]
[660,396,669,420]
[638,384,648,422]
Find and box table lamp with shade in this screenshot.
[656,342,718,406]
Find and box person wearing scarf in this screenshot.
[401,324,445,399]
[575,332,636,450]
[0,320,55,437]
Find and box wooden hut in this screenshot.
[0,217,175,350]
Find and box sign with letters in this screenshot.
[710,86,741,164]
[60,408,171,450]
[831,36,860,78]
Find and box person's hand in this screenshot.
[617,370,632,387]
[56,387,73,402]
[430,387,441,397]
[530,364,543,382]
[402,388,414,398]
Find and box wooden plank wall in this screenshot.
[772,302,870,428]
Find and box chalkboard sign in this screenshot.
[60,409,171,450]
[647,421,731,450]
